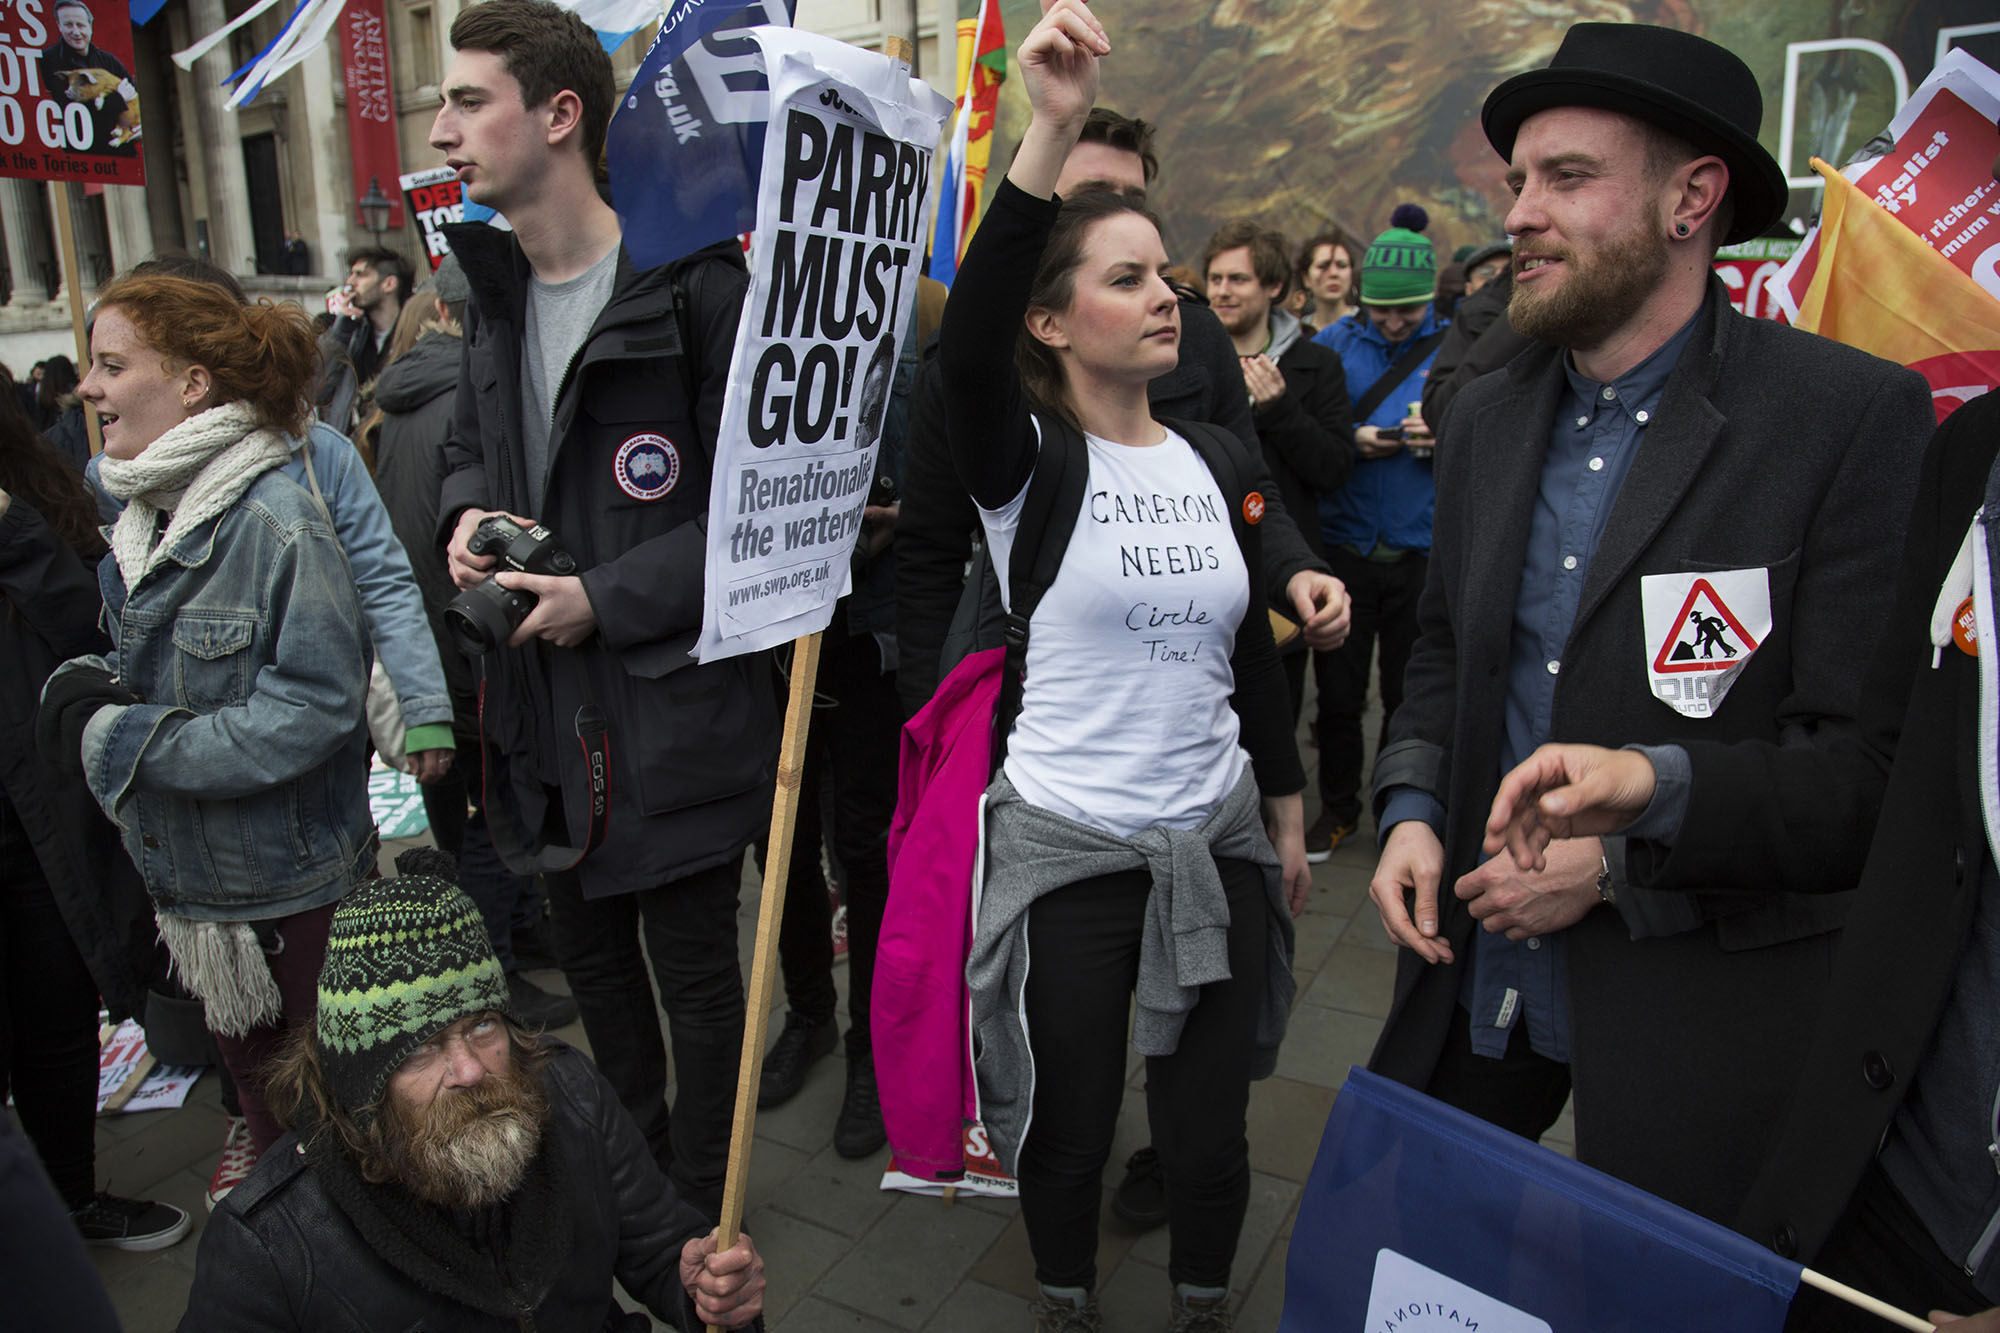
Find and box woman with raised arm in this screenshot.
[38,274,374,1165]
[945,4,1308,1329]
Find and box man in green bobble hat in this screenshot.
[1304,203,1450,863]
[178,848,769,1331]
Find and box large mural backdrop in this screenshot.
[973,0,2000,264]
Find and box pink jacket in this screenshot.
[873,647,1002,1181]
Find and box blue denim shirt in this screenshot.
[73,466,376,922]
[1384,312,1700,1062]
[1313,308,1445,554]
[88,423,451,733]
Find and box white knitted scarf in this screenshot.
[96,401,291,590]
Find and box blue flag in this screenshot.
[607,0,796,271]
[1282,1069,1803,1331]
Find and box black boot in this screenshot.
[757,1013,837,1108]
[833,1053,886,1158]
[506,972,579,1029]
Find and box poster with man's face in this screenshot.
[0,0,144,185]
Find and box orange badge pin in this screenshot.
[1242,491,1265,525]
[1954,597,1978,657]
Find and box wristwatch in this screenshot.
[1596,854,1616,907]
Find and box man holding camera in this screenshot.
[431,0,776,1220]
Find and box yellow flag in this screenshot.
[1794,157,2000,421]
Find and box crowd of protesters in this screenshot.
[2,0,1998,1330]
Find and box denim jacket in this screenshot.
[88,423,454,738]
[72,467,376,922]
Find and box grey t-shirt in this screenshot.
[521,242,621,516]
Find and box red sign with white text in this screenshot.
[0,0,144,185]
[400,165,461,270]
[342,0,403,230]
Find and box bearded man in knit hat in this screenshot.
[178,849,767,1331]
[1304,203,1450,862]
[1362,22,1936,1228]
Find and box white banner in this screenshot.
[694,27,950,662]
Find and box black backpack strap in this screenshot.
[992,415,1088,773]
[1350,326,1448,424]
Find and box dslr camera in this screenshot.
[445,516,578,655]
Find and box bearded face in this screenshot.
[1507,215,1671,350]
[374,1050,548,1210]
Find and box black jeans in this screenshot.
[0,800,100,1209]
[544,853,746,1221]
[1785,1159,1994,1331]
[1424,1005,1572,1143]
[422,734,537,973]
[1018,859,1268,1291]
[760,621,899,1058]
[1314,548,1428,825]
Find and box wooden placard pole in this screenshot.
[1798,1269,1935,1331]
[705,39,917,1327]
[709,629,823,1329]
[48,184,102,457]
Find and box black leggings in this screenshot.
[1018,857,1268,1291]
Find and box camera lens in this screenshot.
[444,577,538,655]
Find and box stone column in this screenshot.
[298,45,351,280]
[0,179,56,305]
[103,184,154,278]
[186,0,254,274]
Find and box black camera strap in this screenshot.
[476,662,611,875]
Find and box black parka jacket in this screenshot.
[436,224,777,896]
[0,495,150,1020]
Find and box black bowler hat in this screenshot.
[1482,23,1788,244]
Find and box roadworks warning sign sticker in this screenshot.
[1640,567,1772,719]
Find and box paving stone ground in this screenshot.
[87,684,1574,1331]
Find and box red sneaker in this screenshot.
[206,1114,256,1211]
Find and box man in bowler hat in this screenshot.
[1362,21,1937,1224]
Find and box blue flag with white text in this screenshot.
[1282,1069,1803,1332]
[607,0,796,271]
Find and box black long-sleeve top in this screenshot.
[935,177,1303,799]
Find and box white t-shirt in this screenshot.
[981,425,1250,838]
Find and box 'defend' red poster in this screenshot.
[0,0,144,185]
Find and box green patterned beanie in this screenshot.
[315,848,515,1116]
[1360,203,1438,306]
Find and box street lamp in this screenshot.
[357,176,393,244]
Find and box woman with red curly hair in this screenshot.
[39,274,374,1159]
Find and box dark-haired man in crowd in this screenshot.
[1364,22,1935,1228]
[318,246,413,434]
[181,857,765,1330]
[1203,220,1354,716]
[431,0,776,1221]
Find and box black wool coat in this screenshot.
[1731,388,2000,1261]
[1368,278,1937,1226]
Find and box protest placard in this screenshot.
[693,26,951,663]
[401,165,462,270]
[0,0,143,186]
[1773,48,2000,319]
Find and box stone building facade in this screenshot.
[0,0,947,373]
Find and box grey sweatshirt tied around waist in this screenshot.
[967,766,1297,1175]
